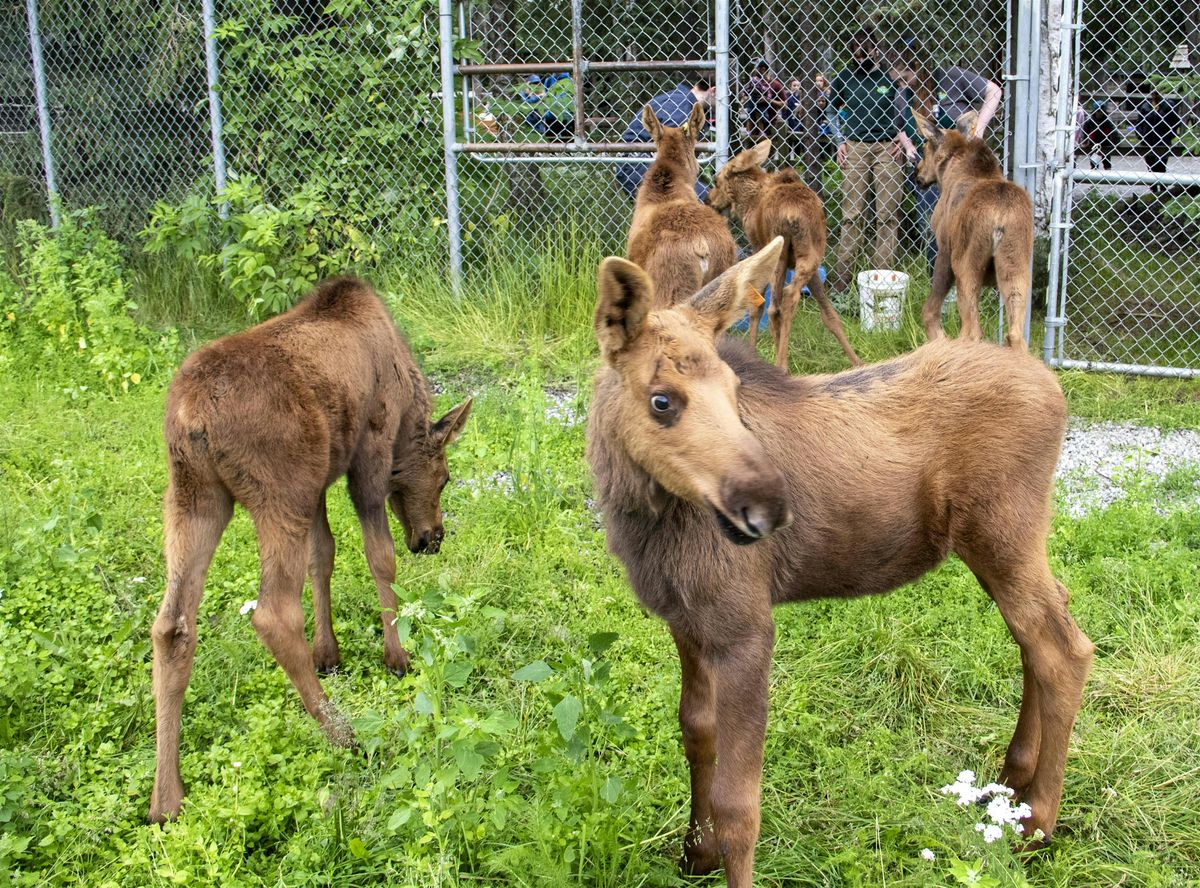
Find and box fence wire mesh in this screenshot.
[1053,4,1200,373]
[2,0,1198,374]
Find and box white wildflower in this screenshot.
[130,576,147,584]
[920,848,936,861]
[240,599,257,615]
[957,770,976,785]
[981,824,1003,844]
[232,761,241,768]
[1105,786,1117,798]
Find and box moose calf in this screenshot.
[586,240,1093,886]
[627,101,736,307]
[916,111,1034,348]
[707,139,861,368]
[149,277,471,824]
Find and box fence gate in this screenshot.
[1044,0,1200,377]
[439,0,1022,295]
[437,0,729,280]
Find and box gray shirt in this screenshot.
[933,66,990,126]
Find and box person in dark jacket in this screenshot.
[1083,99,1118,170]
[614,80,713,200]
[1136,88,1182,192]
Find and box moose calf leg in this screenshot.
[308,494,340,673]
[251,523,351,746]
[999,651,1042,795]
[767,259,790,369]
[671,628,720,875]
[149,485,232,824]
[991,569,1093,839]
[710,625,774,888]
[952,269,985,341]
[807,271,862,367]
[358,506,411,677]
[922,251,954,341]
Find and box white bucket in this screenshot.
[857,270,909,332]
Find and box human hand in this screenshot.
[836,142,848,168]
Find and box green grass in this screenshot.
[2,250,1199,887]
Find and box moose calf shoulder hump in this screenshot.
[586,241,1093,887]
[149,276,471,824]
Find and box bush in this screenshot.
[4,208,177,394]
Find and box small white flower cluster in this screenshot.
[239,599,257,616]
[920,848,936,861]
[940,770,1031,844]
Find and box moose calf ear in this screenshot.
[749,139,772,166]
[688,236,785,336]
[595,257,653,363]
[431,398,472,448]
[642,105,663,142]
[685,101,706,139]
[956,110,979,137]
[913,107,942,145]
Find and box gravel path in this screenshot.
[1056,420,1200,517]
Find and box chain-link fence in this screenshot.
[1044,0,1200,376]
[3,0,1198,374]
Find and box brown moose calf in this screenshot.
[586,240,1093,887]
[149,277,471,824]
[707,139,861,368]
[916,112,1034,348]
[627,101,736,307]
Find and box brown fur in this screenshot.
[708,140,861,368]
[915,112,1035,348]
[627,102,737,307]
[148,277,471,824]
[586,244,1093,886]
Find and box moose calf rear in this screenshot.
[916,111,1034,348]
[586,241,1093,886]
[149,277,470,824]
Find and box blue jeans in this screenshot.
[910,170,939,273]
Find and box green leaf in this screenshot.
[413,691,434,717]
[553,694,582,741]
[346,837,368,859]
[588,631,619,656]
[442,660,472,688]
[452,740,485,779]
[600,775,622,804]
[385,807,413,832]
[512,660,553,682]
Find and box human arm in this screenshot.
[973,79,1002,135]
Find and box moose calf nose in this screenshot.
[721,469,790,540]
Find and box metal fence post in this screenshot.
[25,0,59,228]
[439,0,463,292]
[714,0,730,169]
[1041,0,1078,365]
[201,0,229,219]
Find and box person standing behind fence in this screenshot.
[1136,87,1183,193]
[827,29,913,291]
[615,80,714,200]
[743,61,787,141]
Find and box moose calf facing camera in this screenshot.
[586,239,1092,887]
[149,276,471,825]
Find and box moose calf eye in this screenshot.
[650,393,671,413]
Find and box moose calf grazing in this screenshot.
[915,111,1034,348]
[586,239,1093,886]
[149,277,471,824]
[627,102,736,307]
[707,139,861,368]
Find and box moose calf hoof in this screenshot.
[679,839,721,877]
[147,796,182,826]
[384,647,411,678]
[313,647,342,675]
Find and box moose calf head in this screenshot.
[643,100,706,183]
[706,139,772,215]
[389,399,472,554]
[594,238,792,544]
[914,109,979,187]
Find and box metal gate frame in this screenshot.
[437,0,730,289]
[1042,0,1200,379]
